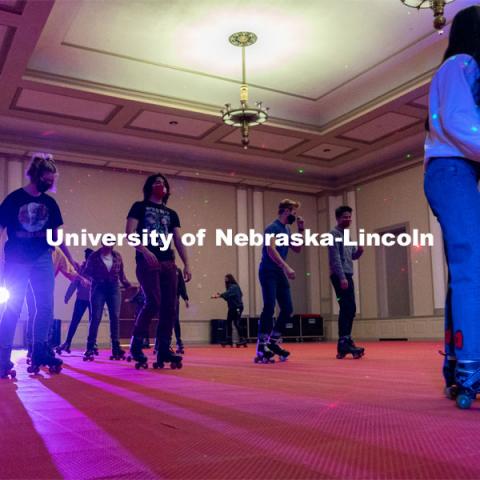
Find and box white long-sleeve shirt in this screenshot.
[425,53,480,165]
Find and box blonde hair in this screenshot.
[26,153,56,181]
[278,198,300,214]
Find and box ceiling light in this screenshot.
[400,0,456,31]
[221,32,269,149]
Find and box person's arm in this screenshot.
[352,246,364,260]
[177,271,188,301]
[49,228,79,271]
[125,217,159,268]
[172,227,191,282]
[438,55,480,161]
[118,255,131,288]
[290,216,305,254]
[267,246,295,280]
[328,235,347,288]
[64,279,78,304]
[54,247,79,282]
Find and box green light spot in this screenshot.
[298,168,304,174]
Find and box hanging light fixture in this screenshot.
[221,32,269,149]
[400,0,456,31]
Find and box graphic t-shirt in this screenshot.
[127,201,180,262]
[0,188,63,262]
[260,219,290,272]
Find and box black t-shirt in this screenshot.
[0,188,63,263]
[127,200,180,262]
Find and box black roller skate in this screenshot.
[93,344,99,356]
[153,347,183,370]
[83,344,96,362]
[56,341,71,355]
[267,336,290,362]
[220,338,234,348]
[28,342,63,374]
[175,342,185,355]
[0,348,16,379]
[26,343,33,365]
[253,342,275,364]
[454,361,480,409]
[109,342,126,361]
[336,336,364,359]
[126,336,148,369]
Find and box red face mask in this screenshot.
[153,185,166,198]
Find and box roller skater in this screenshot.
[212,274,247,348]
[256,199,305,363]
[328,206,364,359]
[153,345,182,370]
[173,267,189,354]
[0,348,16,379]
[126,173,191,371]
[0,153,75,378]
[27,342,63,374]
[336,336,364,359]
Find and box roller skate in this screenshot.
[28,342,63,374]
[93,344,99,356]
[83,344,96,362]
[153,347,183,370]
[253,341,275,364]
[336,336,364,359]
[109,341,126,361]
[267,336,290,362]
[236,338,248,348]
[453,361,480,409]
[26,343,33,365]
[56,341,71,355]
[175,341,185,355]
[126,336,148,369]
[0,348,16,379]
[220,337,234,348]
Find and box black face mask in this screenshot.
[287,214,296,225]
[36,180,51,193]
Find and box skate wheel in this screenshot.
[279,356,288,362]
[456,393,473,409]
[254,357,259,364]
[445,386,459,400]
[171,362,177,370]
[352,354,363,359]
[177,362,183,370]
[109,356,113,360]
[142,363,148,369]
[83,357,87,362]
[221,344,225,348]
[336,354,345,359]
[126,356,132,362]
[152,362,158,369]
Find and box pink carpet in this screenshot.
[1,342,480,479]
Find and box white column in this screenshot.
[253,190,264,315]
[7,159,23,192]
[236,188,250,314]
[346,190,361,314]
[429,209,446,310]
[328,195,343,315]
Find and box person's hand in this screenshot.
[297,216,305,231]
[340,278,349,290]
[183,265,192,283]
[283,265,296,280]
[211,292,220,299]
[78,276,90,289]
[142,250,159,269]
[185,300,190,308]
[357,246,364,255]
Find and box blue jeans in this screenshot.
[87,282,121,348]
[0,250,55,352]
[424,157,480,361]
[258,267,293,339]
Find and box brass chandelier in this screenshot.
[400,0,456,31]
[221,32,269,149]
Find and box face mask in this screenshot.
[36,180,51,193]
[287,214,296,225]
[153,185,166,198]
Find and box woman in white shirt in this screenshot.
[424,6,480,409]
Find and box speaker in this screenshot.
[299,314,324,337]
[283,315,301,338]
[247,316,259,339]
[210,319,227,344]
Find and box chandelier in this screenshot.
[221,32,269,149]
[400,0,456,31]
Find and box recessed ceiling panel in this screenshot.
[301,143,353,160]
[220,129,304,152]
[127,110,218,138]
[12,88,119,123]
[340,112,420,144]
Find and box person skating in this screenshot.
[328,205,364,360]
[211,274,246,348]
[255,199,305,363]
[126,173,191,370]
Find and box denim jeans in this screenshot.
[330,273,356,338]
[133,260,178,353]
[424,157,480,361]
[258,267,293,339]
[66,299,91,345]
[0,250,55,352]
[87,282,121,348]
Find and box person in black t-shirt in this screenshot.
[126,173,191,369]
[0,153,76,378]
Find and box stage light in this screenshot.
[0,287,10,304]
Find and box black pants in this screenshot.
[65,299,91,345]
[330,274,356,338]
[173,299,182,346]
[225,307,244,343]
